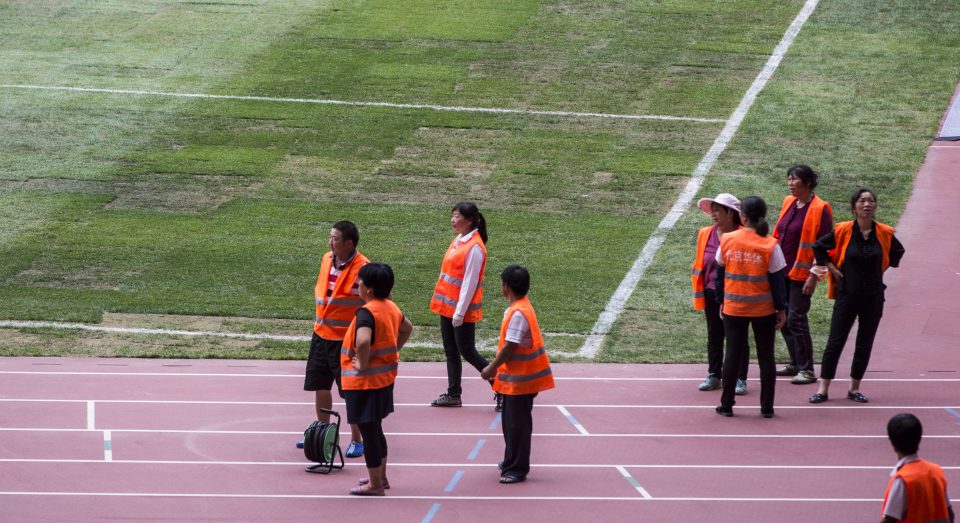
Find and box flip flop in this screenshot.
[499,475,526,484]
[349,484,385,496]
[358,477,390,489]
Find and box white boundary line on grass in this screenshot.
[576,0,821,358]
[0,84,726,123]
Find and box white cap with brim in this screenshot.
[697,193,741,215]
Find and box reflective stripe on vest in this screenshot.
[430,233,487,322]
[340,299,403,391]
[314,251,369,340]
[720,229,777,317]
[773,195,831,281]
[881,459,950,523]
[827,221,894,299]
[493,297,555,396]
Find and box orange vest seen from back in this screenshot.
[881,459,950,523]
[314,251,369,340]
[430,233,486,322]
[720,229,778,317]
[826,221,894,299]
[340,299,402,391]
[773,195,832,281]
[493,297,555,396]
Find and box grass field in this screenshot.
[1,1,958,362]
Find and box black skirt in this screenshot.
[342,383,394,425]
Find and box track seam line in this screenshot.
[576,0,822,358]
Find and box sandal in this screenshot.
[847,391,869,403]
[349,484,385,496]
[358,477,390,489]
[499,475,526,484]
[808,393,828,404]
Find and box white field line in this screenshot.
[0,491,890,502]
[576,0,821,358]
[2,369,955,382]
[9,458,953,471]
[0,84,725,123]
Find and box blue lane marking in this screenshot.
[444,470,465,492]
[488,413,501,430]
[946,408,960,420]
[421,503,442,523]
[467,439,486,460]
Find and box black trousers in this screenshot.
[781,279,814,372]
[501,393,536,479]
[721,314,777,413]
[705,288,748,380]
[356,420,387,469]
[819,291,885,380]
[439,316,490,396]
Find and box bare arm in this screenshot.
[397,316,414,351]
[481,342,517,381]
[351,326,372,371]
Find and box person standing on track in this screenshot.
[880,413,954,523]
[299,220,367,458]
[429,202,501,411]
[772,164,834,385]
[481,265,554,484]
[808,188,905,405]
[692,192,749,394]
[714,196,787,418]
[341,263,414,496]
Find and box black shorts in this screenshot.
[304,333,343,393]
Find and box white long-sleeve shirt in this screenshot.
[453,229,485,321]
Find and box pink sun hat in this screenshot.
[697,193,741,216]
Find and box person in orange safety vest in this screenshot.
[881,413,954,523]
[481,265,554,484]
[300,221,368,457]
[714,196,787,418]
[342,263,414,496]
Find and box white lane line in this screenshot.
[86,401,95,430]
[0,84,726,123]
[617,465,653,499]
[557,406,589,435]
[3,459,959,470]
[576,0,822,358]
[3,427,959,439]
[0,491,891,502]
[103,431,112,462]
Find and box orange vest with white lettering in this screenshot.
[493,297,555,396]
[881,459,950,523]
[826,221,894,299]
[720,229,778,317]
[314,251,369,340]
[774,195,832,281]
[340,299,403,391]
[430,233,486,322]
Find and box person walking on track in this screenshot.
[880,413,954,522]
[808,188,905,405]
[481,265,554,484]
[714,196,787,418]
[772,164,834,385]
[430,202,500,411]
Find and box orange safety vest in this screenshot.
[314,251,369,340]
[430,233,487,322]
[340,299,403,391]
[826,221,894,299]
[692,225,742,310]
[720,229,778,317]
[493,297,555,396]
[773,195,832,281]
[882,459,950,523]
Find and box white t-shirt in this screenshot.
[502,309,532,347]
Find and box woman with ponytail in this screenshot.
[713,196,788,418]
[429,202,499,410]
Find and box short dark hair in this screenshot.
[332,220,359,246]
[887,413,922,455]
[850,187,877,212]
[787,164,819,190]
[358,263,394,299]
[500,265,530,297]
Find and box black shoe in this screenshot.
[761,409,774,418]
[715,405,733,417]
[494,392,503,412]
[430,393,462,407]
